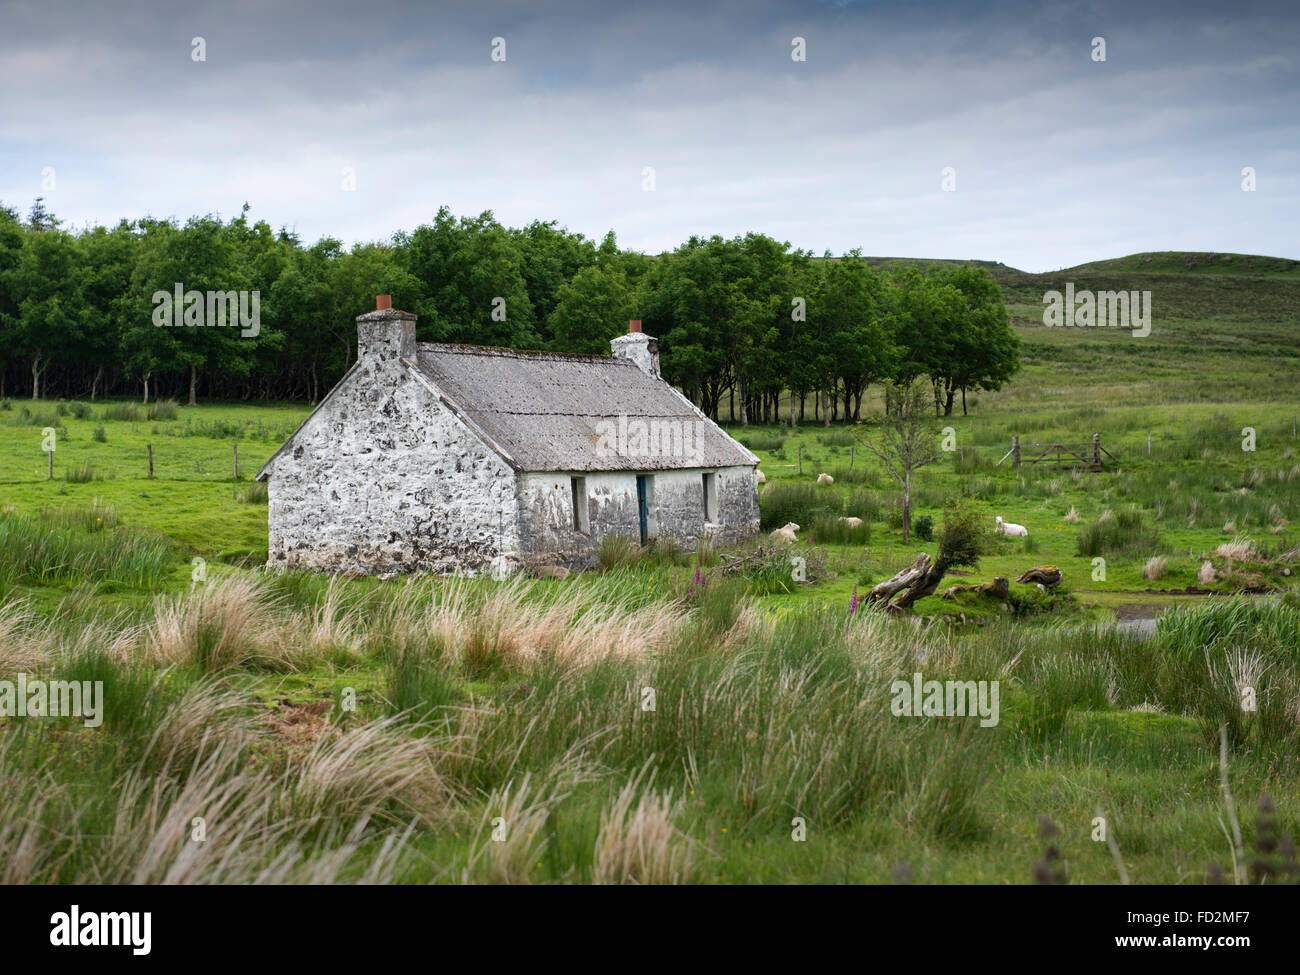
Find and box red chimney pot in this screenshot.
[629,319,642,333]
[376,294,392,311]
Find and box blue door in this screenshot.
[636,475,648,545]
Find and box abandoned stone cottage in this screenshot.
[256,297,760,575]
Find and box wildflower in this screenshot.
[849,586,859,615]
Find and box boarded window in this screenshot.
[702,472,719,523]
[571,476,589,532]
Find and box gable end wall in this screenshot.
[266,356,519,575]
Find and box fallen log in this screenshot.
[941,576,1010,600]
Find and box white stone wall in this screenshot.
[518,465,759,567]
[266,353,520,576]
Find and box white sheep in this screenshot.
[817,473,834,485]
[769,524,798,544]
[995,516,1028,537]
[838,516,863,528]
[756,470,766,484]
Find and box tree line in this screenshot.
[0,199,1019,422]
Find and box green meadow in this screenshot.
[1,252,1298,884]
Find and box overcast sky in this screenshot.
[1,0,1296,271]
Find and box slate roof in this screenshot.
[412,343,756,472]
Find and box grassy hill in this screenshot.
[1057,251,1300,277]
[988,253,1300,411]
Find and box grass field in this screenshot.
[1,252,1298,884]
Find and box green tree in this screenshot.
[0,203,26,399]
[549,264,633,355]
[9,220,85,399]
[932,264,1020,415]
[397,207,538,348]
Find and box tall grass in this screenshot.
[4,404,64,427]
[101,401,143,422]
[736,429,785,451]
[147,398,179,421]
[0,508,171,588]
[759,482,840,531]
[811,512,871,545]
[1076,506,1162,557]
[1,572,1298,882]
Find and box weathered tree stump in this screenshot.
[1016,566,1062,588]
[869,553,949,611]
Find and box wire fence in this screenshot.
[3,435,285,485]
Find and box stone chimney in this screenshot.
[610,319,660,379]
[356,294,417,364]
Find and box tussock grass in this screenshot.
[100,401,143,422]
[1216,535,1260,562]
[0,507,171,588]
[1076,505,1161,558]
[368,577,692,673]
[64,461,102,483]
[759,482,839,531]
[811,512,871,545]
[3,568,1299,883]
[146,576,294,672]
[593,775,697,884]
[737,430,785,451]
[237,480,268,504]
[5,404,64,428]
[147,398,179,421]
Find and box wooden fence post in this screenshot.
[1011,435,1020,467]
[147,444,154,479]
[1093,433,1101,469]
[48,451,53,480]
[798,445,803,475]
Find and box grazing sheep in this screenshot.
[817,473,834,485]
[995,516,1028,537]
[756,470,766,484]
[769,525,798,544]
[838,516,863,528]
